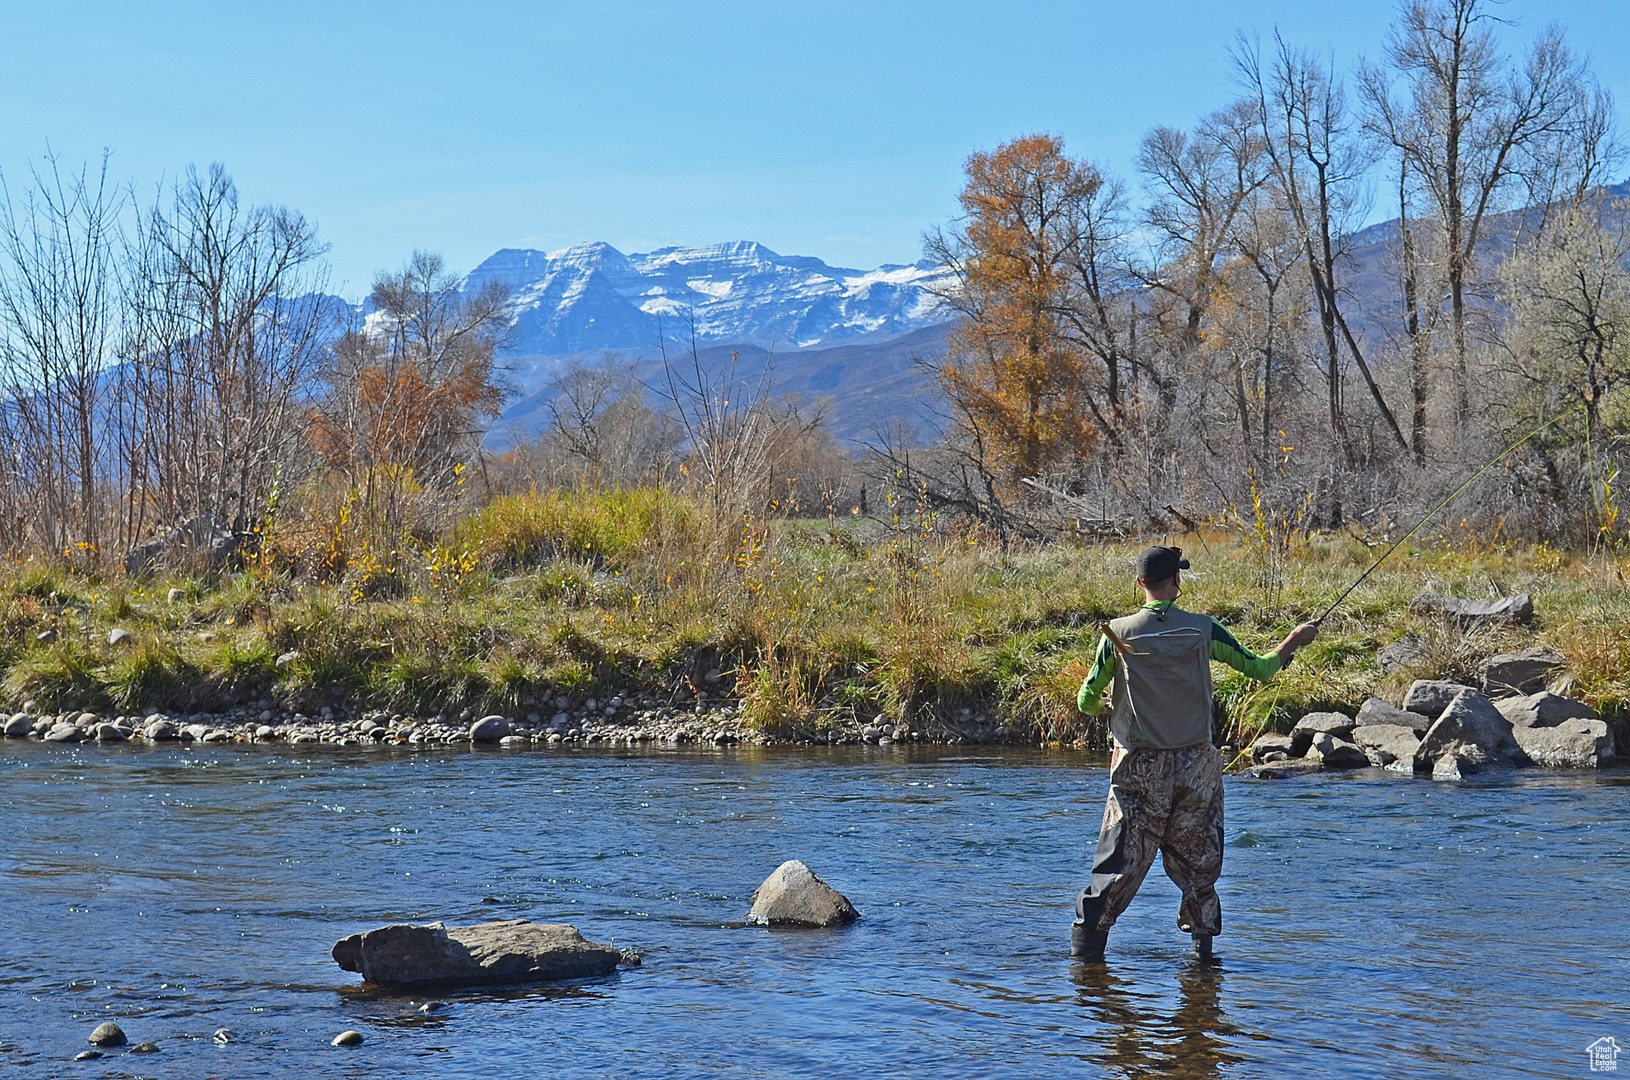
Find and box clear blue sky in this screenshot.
[4,1,1626,296]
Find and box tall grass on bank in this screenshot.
[0,486,1625,746]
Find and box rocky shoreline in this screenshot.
[0,693,996,750]
[2,617,1622,769]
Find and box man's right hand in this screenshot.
[1277,619,1321,665]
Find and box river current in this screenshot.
[1,742,1626,1078]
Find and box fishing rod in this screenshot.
[1315,405,1580,623]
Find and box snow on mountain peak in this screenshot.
[459,240,951,357]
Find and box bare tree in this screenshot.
[124,164,332,543]
[1239,33,1411,473]
[544,354,681,488]
[659,316,792,535]
[0,153,125,561]
[1359,0,1595,436]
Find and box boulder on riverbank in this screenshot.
[746,860,858,928]
[1307,731,1368,769]
[1351,723,1422,768]
[1289,712,1354,756]
[332,919,625,987]
[1481,649,1564,696]
[1402,680,1473,718]
[1409,590,1534,626]
[1511,719,1616,768]
[1415,690,1520,777]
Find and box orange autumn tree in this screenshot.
[313,251,509,534]
[927,134,1115,486]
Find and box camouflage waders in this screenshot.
[1073,741,1225,937]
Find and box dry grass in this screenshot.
[0,489,1624,746]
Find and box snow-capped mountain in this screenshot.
[464,240,951,356]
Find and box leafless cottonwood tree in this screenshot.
[1238,34,1412,474]
[1358,0,1598,443]
[122,164,332,545]
[543,354,682,489]
[0,153,125,560]
[658,315,823,538]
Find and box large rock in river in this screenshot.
[332,919,622,987]
[746,860,858,928]
[469,715,511,743]
[1414,690,1519,775]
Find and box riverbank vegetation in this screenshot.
[2,485,1625,746]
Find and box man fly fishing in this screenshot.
[1071,545,1319,963]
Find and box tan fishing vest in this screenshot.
[1107,606,1216,749]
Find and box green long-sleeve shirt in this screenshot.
[1076,600,1282,716]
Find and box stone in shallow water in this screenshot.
[87,1022,126,1047]
[469,715,511,743]
[332,1030,364,1047]
[332,919,623,987]
[745,860,858,928]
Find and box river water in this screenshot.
[2,742,1626,1078]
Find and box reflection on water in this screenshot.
[1071,960,1246,1078]
[1,742,1626,1078]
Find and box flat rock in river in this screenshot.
[332,919,623,987]
[1236,758,1324,780]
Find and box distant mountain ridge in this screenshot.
[463,240,952,357]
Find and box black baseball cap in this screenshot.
[1136,545,1189,582]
